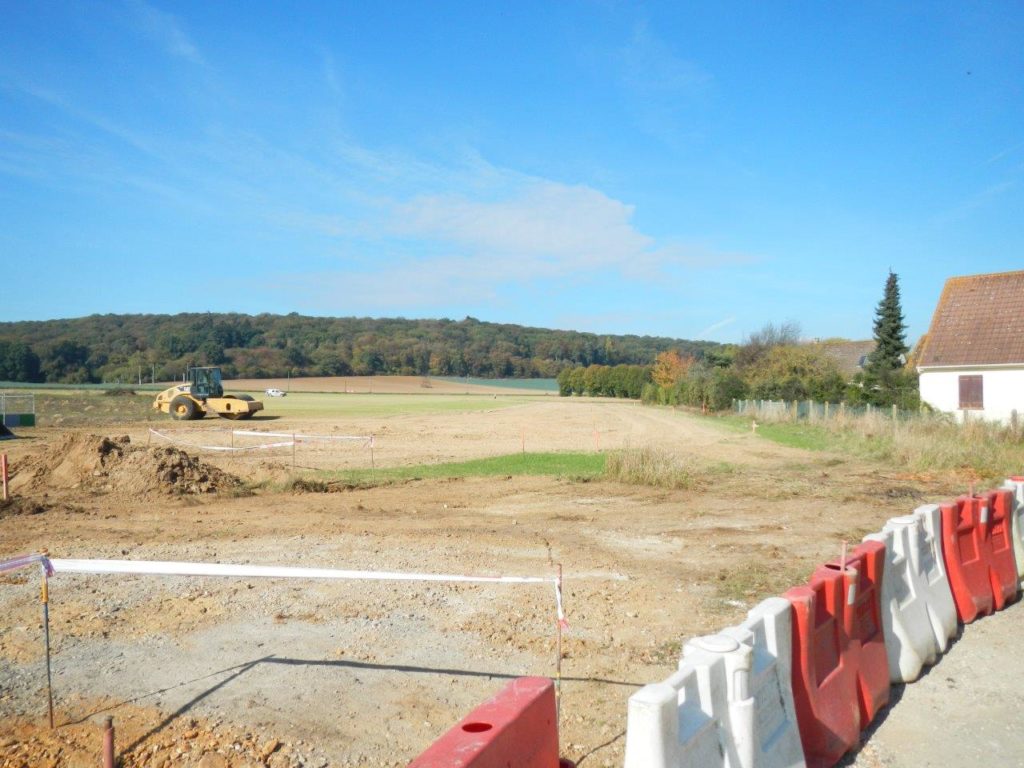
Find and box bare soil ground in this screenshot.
[0,394,1007,767]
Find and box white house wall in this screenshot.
[919,368,1024,423]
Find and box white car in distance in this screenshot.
[264,388,287,397]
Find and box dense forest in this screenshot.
[0,313,721,384]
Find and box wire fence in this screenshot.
[733,398,923,422]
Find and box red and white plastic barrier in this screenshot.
[864,505,957,683]
[783,541,889,768]
[822,541,889,729]
[784,564,859,768]
[407,676,561,767]
[939,492,1019,623]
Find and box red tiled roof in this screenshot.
[808,339,875,376]
[917,270,1024,368]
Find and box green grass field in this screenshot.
[432,376,558,392]
[292,451,606,487]
[20,389,537,427]
[246,391,535,419]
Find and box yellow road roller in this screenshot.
[153,366,264,420]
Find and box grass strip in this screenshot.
[296,451,606,488]
[716,412,1024,480]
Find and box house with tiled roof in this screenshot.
[917,270,1024,422]
[809,339,876,378]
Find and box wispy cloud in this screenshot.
[937,179,1017,223]
[387,169,757,282]
[320,49,342,96]
[124,0,204,65]
[2,57,749,323]
[615,20,712,148]
[697,316,737,338]
[620,20,712,95]
[10,81,165,158]
[260,150,759,313]
[393,181,652,271]
[985,141,1024,166]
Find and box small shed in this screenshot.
[916,270,1024,423]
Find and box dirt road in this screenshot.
[0,396,1008,766]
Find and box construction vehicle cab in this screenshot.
[153,366,264,421]
[190,366,223,399]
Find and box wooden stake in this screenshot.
[1,453,8,502]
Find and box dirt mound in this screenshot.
[0,497,83,517]
[12,433,242,496]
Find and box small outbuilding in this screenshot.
[916,270,1024,423]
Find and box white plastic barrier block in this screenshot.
[624,663,726,768]
[719,597,805,768]
[864,504,958,683]
[624,597,805,768]
[1000,478,1024,580]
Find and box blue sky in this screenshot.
[1,2,1021,344]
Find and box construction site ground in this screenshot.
[0,387,1020,767]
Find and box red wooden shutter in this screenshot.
[958,375,983,409]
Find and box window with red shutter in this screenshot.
[958,375,983,410]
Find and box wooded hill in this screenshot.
[0,313,720,384]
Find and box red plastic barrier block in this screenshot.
[815,540,890,729]
[985,490,1020,608]
[784,569,858,768]
[408,677,560,768]
[785,540,891,768]
[940,493,1021,624]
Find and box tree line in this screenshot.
[0,313,721,384]
[557,273,919,410]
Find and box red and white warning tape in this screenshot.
[231,430,373,445]
[0,555,566,626]
[0,552,53,576]
[148,429,294,452]
[147,429,374,452]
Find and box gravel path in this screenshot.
[849,597,1024,768]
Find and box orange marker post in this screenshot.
[102,716,115,768]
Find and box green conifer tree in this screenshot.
[867,271,909,376]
